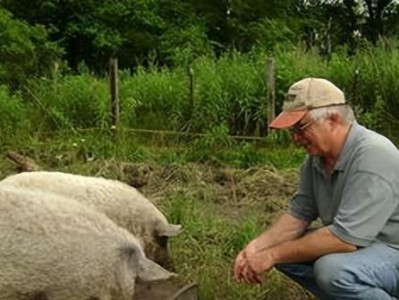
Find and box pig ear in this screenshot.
[137,257,176,283]
[157,224,182,237]
[122,243,175,283]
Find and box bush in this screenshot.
[25,73,109,131]
[0,85,29,133]
[0,7,62,88]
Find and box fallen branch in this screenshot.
[7,151,42,172]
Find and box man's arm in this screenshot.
[233,212,309,282]
[246,226,357,276]
[246,212,310,252]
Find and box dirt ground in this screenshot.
[123,161,299,218]
[6,150,299,220]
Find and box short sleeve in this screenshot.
[289,157,318,222]
[329,171,397,247]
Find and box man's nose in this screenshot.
[291,131,305,146]
[291,131,300,142]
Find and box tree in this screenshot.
[0,7,61,87]
[1,0,165,72]
[295,0,399,50]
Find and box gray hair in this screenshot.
[308,104,355,125]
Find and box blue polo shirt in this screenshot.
[289,121,399,249]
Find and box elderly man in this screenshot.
[233,77,399,299]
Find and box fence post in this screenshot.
[180,66,194,133]
[109,57,119,128]
[325,16,332,61]
[266,57,276,133]
[188,67,194,115]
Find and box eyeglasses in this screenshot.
[289,119,316,135]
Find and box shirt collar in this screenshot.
[334,120,359,171]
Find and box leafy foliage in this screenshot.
[1,0,399,76]
[1,0,165,71]
[119,66,188,130]
[0,85,29,133]
[0,7,61,87]
[24,74,110,131]
[2,40,399,143]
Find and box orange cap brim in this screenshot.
[269,110,308,129]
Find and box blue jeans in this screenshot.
[275,243,399,300]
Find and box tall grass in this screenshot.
[190,51,266,136]
[119,66,188,131]
[23,74,110,131]
[3,40,399,142]
[0,85,29,137]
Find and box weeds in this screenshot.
[164,192,312,300]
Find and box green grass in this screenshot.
[1,128,305,172]
[163,193,312,300]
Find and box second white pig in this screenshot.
[1,171,181,268]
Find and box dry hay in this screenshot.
[5,151,300,218]
[121,162,299,219]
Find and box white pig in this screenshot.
[0,171,181,268]
[0,184,174,300]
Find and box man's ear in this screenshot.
[329,112,340,123]
[328,112,341,131]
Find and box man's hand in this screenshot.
[246,248,275,275]
[234,249,263,284]
[241,263,263,284]
[233,213,311,285]
[233,249,247,281]
[233,240,258,280]
[233,242,266,285]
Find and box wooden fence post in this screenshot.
[266,57,276,133]
[325,17,332,61]
[109,57,119,128]
[179,66,194,134]
[188,66,194,116]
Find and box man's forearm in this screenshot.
[268,226,357,264]
[249,212,310,251]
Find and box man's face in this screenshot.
[290,114,331,156]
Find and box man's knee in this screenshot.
[314,254,356,295]
[275,263,291,274]
[275,262,311,278]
